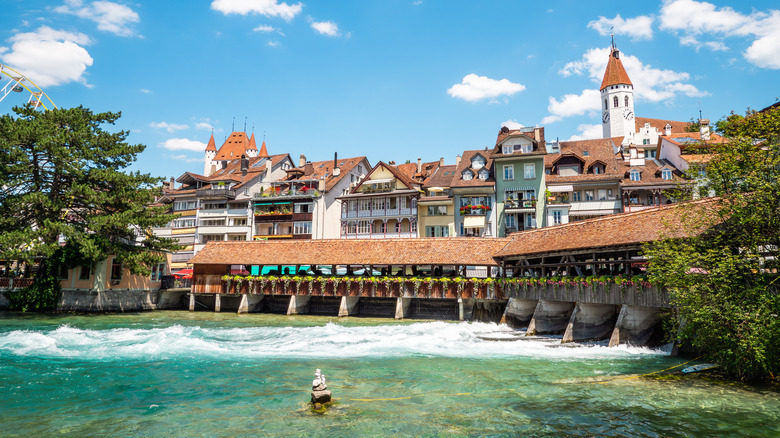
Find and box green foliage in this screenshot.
[0,106,181,310]
[646,105,780,382]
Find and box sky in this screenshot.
[1,0,778,181]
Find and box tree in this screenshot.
[0,105,180,311]
[645,106,780,382]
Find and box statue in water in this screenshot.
[311,368,332,406]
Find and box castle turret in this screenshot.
[246,133,259,158]
[204,133,217,176]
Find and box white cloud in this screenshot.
[659,0,780,69]
[211,0,303,21]
[140,88,152,94]
[195,122,213,130]
[150,121,189,132]
[253,24,276,32]
[310,20,340,37]
[0,26,93,87]
[541,89,601,124]
[447,74,525,103]
[559,47,707,103]
[566,124,603,141]
[267,40,280,47]
[588,14,654,41]
[159,138,207,152]
[500,119,524,130]
[54,0,140,37]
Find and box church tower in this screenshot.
[204,132,217,176]
[600,40,635,140]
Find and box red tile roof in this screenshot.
[205,133,217,152]
[451,150,495,188]
[247,133,258,151]
[189,238,512,267]
[422,164,457,189]
[494,198,719,259]
[214,132,251,161]
[635,117,691,135]
[284,156,369,192]
[600,47,633,90]
[258,140,269,158]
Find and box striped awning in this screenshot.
[548,185,573,192]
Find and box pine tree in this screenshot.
[0,105,180,310]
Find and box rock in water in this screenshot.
[311,389,332,404]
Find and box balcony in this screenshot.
[546,196,570,205]
[569,200,622,216]
[253,188,318,201]
[255,213,293,222]
[196,188,236,200]
[253,234,293,240]
[341,232,416,239]
[293,212,313,221]
[199,208,227,217]
[342,207,416,219]
[504,199,536,209]
[459,205,490,216]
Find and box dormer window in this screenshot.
[462,170,473,181]
[478,169,489,180]
[471,155,486,169]
[661,169,673,180]
[593,165,603,175]
[629,169,641,181]
[502,145,512,154]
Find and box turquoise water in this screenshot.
[1,311,778,437]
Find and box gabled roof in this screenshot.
[451,150,495,188]
[636,117,691,135]
[618,158,685,187]
[352,161,420,193]
[422,164,457,189]
[189,238,512,267]
[545,137,624,184]
[283,156,370,192]
[214,131,250,161]
[600,47,632,90]
[492,127,546,159]
[494,198,719,259]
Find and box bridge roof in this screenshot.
[189,237,512,267]
[494,198,719,260]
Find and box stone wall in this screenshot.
[504,283,670,308]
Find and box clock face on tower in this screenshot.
[602,110,610,123]
[623,108,634,120]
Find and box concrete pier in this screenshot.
[500,298,538,328]
[526,300,576,336]
[562,303,620,343]
[238,294,264,313]
[214,293,222,312]
[338,296,359,317]
[287,295,311,316]
[395,297,411,319]
[608,304,663,347]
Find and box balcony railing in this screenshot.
[196,188,236,199]
[459,206,490,216]
[342,207,416,219]
[253,189,318,200]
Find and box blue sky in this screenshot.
[1,0,778,181]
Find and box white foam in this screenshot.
[0,321,669,361]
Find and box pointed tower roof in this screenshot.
[600,46,633,90]
[205,133,217,152]
[258,140,269,158]
[247,133,258,151]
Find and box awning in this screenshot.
[368,178,393,184]
[548,185,573,193]
[463,215,486,228]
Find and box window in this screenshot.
[294,221,312,234]
[625,96,629,107]
[478,169,489,180]
[294,203,313,213]
[647,149,657,158]
[173,219,196,228]
[348,221,357,234]
[598,189,607,200]
[79,265,91,280]
[150,263,165,281]
[110,258,122,281]
[552,210,562,225]
[229,235,247,241]
[502,145,513,155]
[505,214,516,229]
[358,165,363,173]
[357,221,371,234]
[202,234,223,243]
[592,165,603,174]
[613,96,619,108]
[202,202,225,210]
[462,170,473,181]
[173,201,196,211]
[230,218,247,226]
[525,213,535,229]
[358,199,371,212]
[662,169,673,180]
[425,226,449,237]
[58,264,69,280]
[524,163,535,179]
[585,190,594,201]
[427,205,447,216]
[387,197,398,210]
[572,191,581,202]
[503,165,514,181]
[604,98,608,110]
[471,156,485,169]
[373,222,387,233]
[200,219,225,226]
[630,169,641,181]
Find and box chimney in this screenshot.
[664,123,672,136]
[440,157,444,166]
[417,157,422,174]
[699,119,710,141]
[299,154,306,167]
[265,159,272,173]
[318,177,325,191]
[304,162,313,176]
[240,154,249,176]
[534,127,541,143]
[455,154,461,166]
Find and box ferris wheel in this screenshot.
[0,63,56,110]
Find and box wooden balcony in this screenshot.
[196,188,236,200]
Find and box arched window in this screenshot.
[625,96,630,107]
[604,98,608,110]
[613,96,619,108]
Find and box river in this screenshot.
[1,311,777,437]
